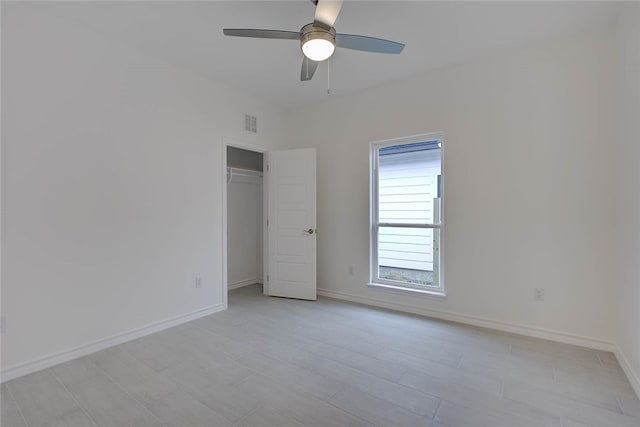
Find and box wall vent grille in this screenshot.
[244,114,257,133]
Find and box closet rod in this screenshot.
[227,167,263,184]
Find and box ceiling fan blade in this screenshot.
[335,33,405,54]
[223,29,300,40]
[301,57,319,81]
[314,0,343,29]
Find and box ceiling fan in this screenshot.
[223,0,405,81]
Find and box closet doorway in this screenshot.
[224,142,265,304]
[222,140,317,304]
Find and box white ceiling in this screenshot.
[43,1,620,109]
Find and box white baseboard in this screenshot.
[615,345,640,399]
[317,288,615,352]
[228,278,262,291]
[1,304,225,383]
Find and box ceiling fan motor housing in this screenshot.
[300,23,336,59]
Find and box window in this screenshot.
[370,133,443,295]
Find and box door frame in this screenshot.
[221,137,268,309]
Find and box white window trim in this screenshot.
[369,132,446,297]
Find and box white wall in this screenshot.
[614,1,640,394]
[289,27,617,347]
[1,3,288,373]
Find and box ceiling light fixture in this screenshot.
[300,24,336,62]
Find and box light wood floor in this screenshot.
[3,284,639,427]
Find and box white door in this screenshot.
[266,148,316,300]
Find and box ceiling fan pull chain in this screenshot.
[327,58,331,94]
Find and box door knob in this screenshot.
[304,228,315,234]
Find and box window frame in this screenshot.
[369,132,445,297]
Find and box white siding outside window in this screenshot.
[370,134,443,294]
[378,149,441,271]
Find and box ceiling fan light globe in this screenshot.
[302,38,335,61]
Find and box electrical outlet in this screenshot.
[534,288,545,301]
[195,277,203,289]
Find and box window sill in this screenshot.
[367,282,447,300]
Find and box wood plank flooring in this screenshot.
[3,284,639,427]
